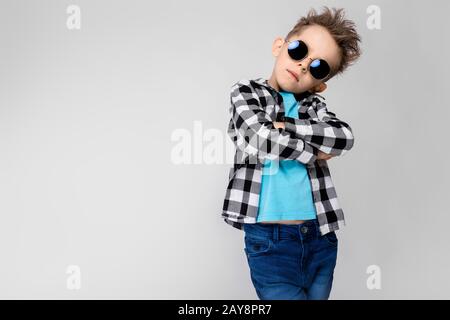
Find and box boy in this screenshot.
[222,7,362,300]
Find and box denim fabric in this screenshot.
[243,219,338,300]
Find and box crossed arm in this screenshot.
[228,80,354,165]
[272,121,333,160]
[281,95,355,157]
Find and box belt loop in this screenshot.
[273,224,279,242]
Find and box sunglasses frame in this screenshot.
[283,38,331,81]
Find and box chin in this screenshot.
[276,77,295,92]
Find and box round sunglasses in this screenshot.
[284,39,331,80]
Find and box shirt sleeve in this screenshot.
[229,80,318,165]
[283,94,355,156]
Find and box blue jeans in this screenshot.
[243,219,338,300]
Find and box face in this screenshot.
[268,24,341,93]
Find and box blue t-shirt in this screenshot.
[256,90,317,222]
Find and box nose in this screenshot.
[298,57,313,73]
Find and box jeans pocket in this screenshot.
[323,231,338,246]
[244,234,272,257]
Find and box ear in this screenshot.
[272,36,285,57]
[309,82,327,93]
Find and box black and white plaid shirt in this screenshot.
[221,77,355,235]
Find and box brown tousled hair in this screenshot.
[285,6,362,81]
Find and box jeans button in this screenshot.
[301,226,308,234]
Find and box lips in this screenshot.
[287,69,299,81]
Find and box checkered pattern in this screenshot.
[221,78,355,235]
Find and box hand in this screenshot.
[317,150,335,160]
[273,121,285,129]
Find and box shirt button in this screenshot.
[301,226,308,234]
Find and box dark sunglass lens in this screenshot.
[310,59,330,80]
[287,40,308,60]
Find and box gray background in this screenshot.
[0,0,449,299]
